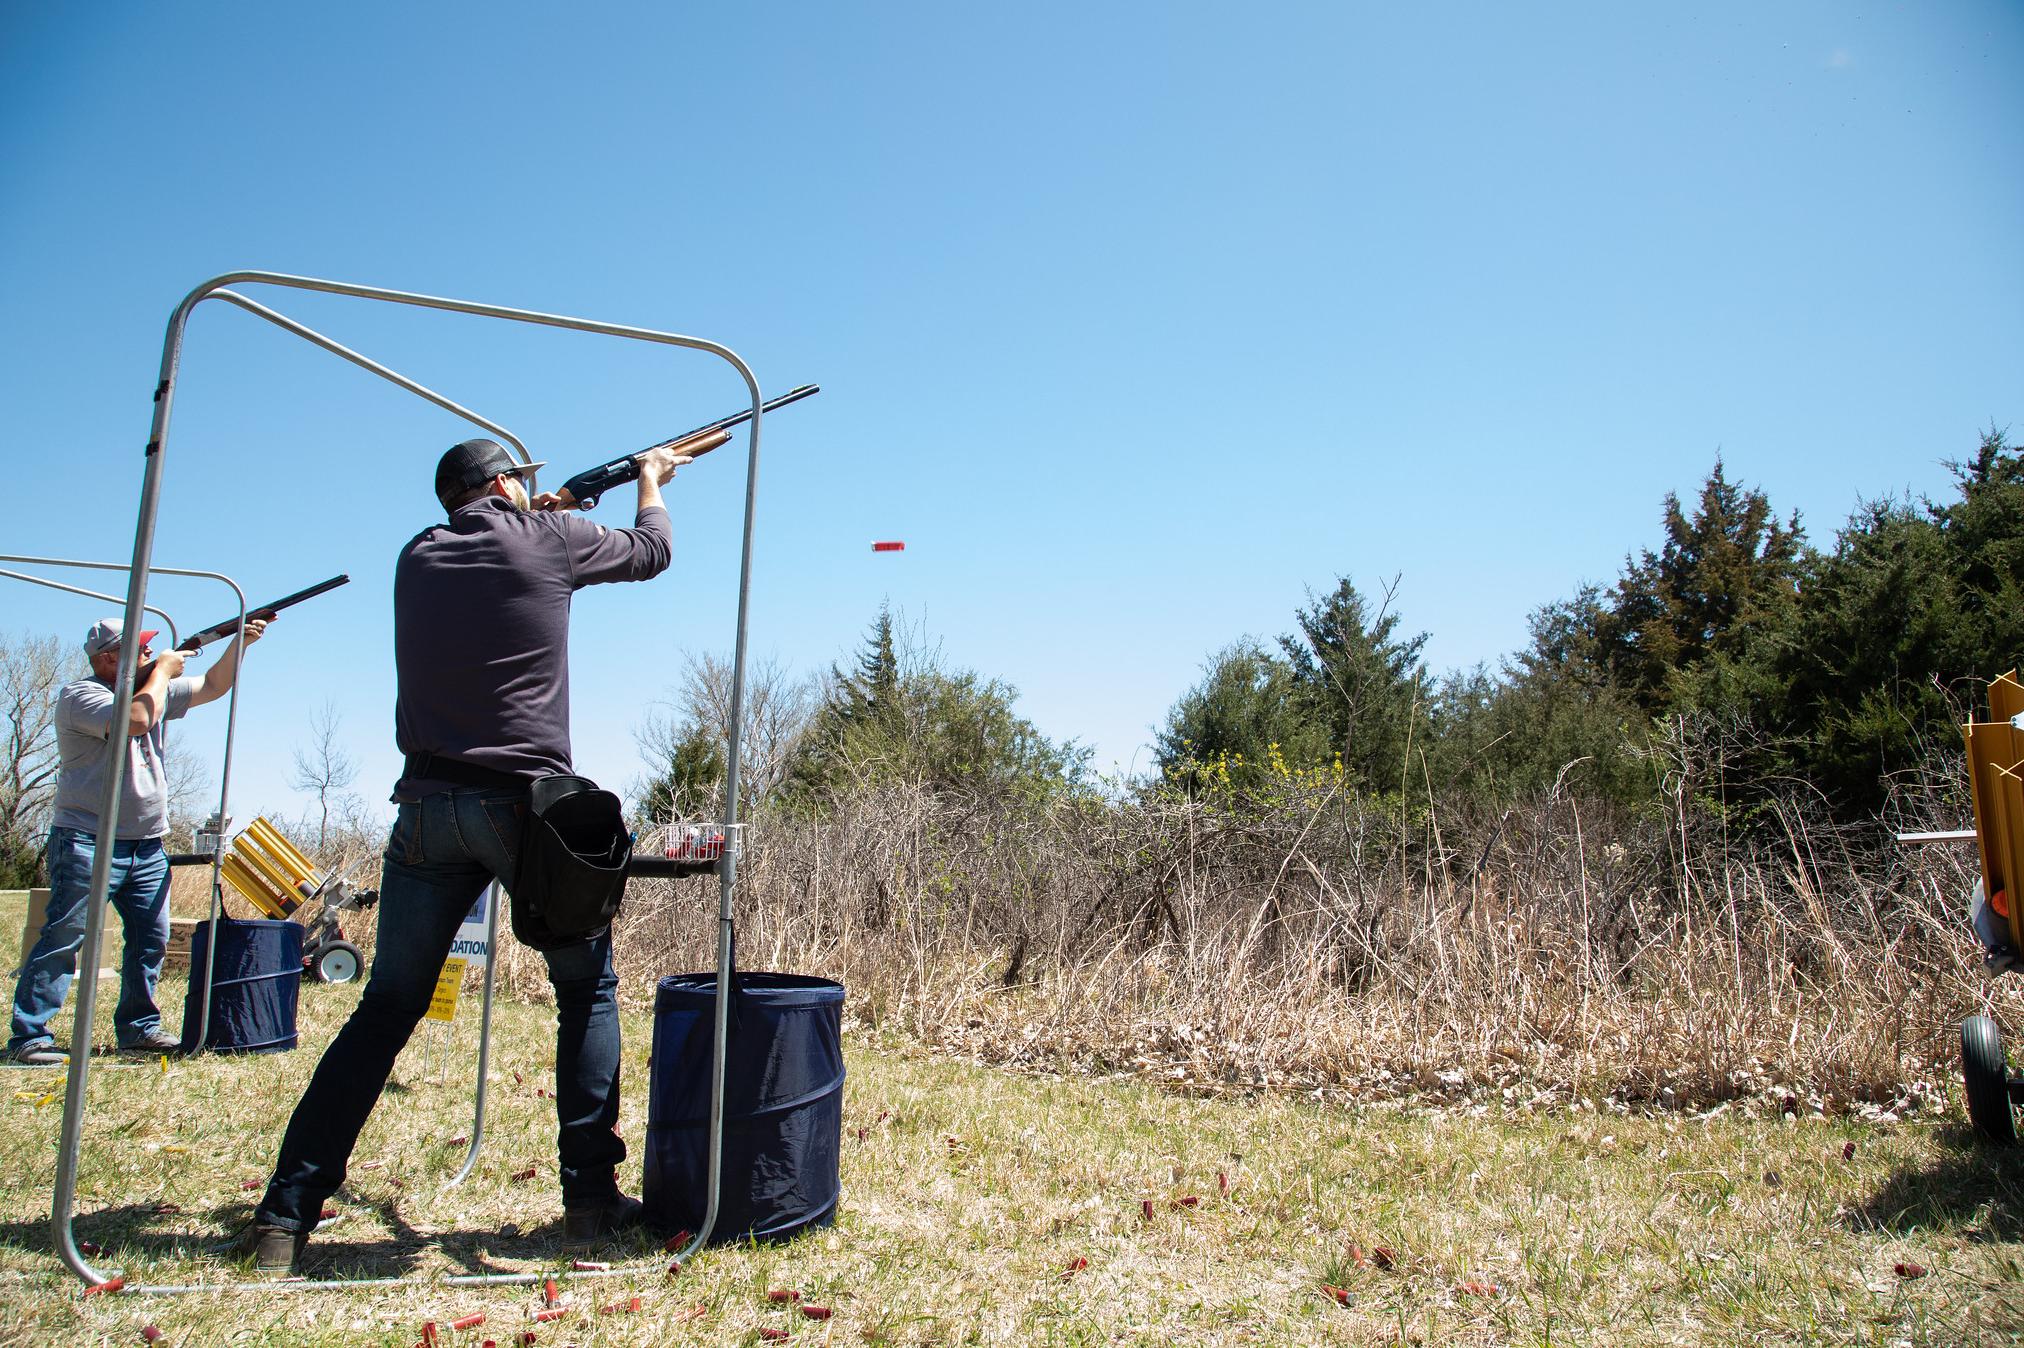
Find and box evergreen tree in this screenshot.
[788,606,903,796]
[1773,427,2024,813]
[638,723,726,824]
[1280,576,1429,791]
[836,605,901,731]
[786,607,1087,802]
[1431,593,1654,804]
[1154,641,1329,792]
[1594,459,1808,714]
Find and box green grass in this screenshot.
[0,890,2020,1346]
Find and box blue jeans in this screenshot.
[9,826,170,1051]
[257,788,624,1230]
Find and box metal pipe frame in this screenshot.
[209,290,538,472]
[34,291,539,1283]
[0,568,181,648]
[47,285,557,1286]
[201,288,542,1187]
[0,555,246,1059]
[56,271,762,1297]
[443,880,503,1191]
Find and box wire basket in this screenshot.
[660,821,741,863]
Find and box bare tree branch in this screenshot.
[290,700,358,852]
[633,653,817,820]
[0,632,66,879]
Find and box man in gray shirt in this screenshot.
[7,616,266,1065]
[250,436,683,1274]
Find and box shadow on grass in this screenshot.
[1849,1124,2024,1240]
[0,1189,645,1283]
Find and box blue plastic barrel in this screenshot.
[643,971,845,1242]
[177,917,303,1054]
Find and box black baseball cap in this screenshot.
[435,438,547,509]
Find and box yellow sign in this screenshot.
[425,958,468,1023]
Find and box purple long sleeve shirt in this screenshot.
[391,495,672,798]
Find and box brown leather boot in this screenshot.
[562,1193,645,1244]
[247,1222,309,1276]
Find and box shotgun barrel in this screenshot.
[557,384,819,510]
[177,575,350,652]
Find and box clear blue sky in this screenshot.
[2,2,2020,825]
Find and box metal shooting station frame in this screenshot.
[23,295,535,1226]
[51,271,768,1294]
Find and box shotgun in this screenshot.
[176,574,351,652]
[132,574,349,689]
[554,384,819,511]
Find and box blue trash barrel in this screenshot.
[177,917,303,1053]
[643,971,845,1242]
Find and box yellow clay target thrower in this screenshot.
[215,816,377,984]
[1898,668,2024,1147]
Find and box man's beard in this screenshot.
[503,477,531,511]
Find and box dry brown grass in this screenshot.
[529,765,2024,1127]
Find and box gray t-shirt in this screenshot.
[51,673,199,840]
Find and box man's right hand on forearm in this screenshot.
[637,446,693,486]
[634,446,694,512]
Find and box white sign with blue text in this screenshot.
[447,887,492,968]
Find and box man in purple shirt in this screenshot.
[249,437,684,1274]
